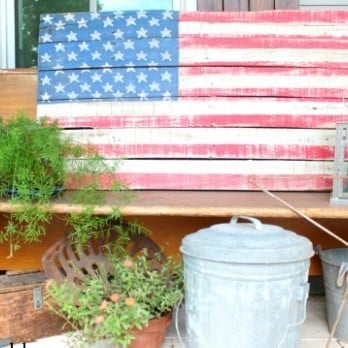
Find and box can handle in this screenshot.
[230,215,263,231]
[337,262,348,287]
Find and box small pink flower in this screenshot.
[123,259,134,268]
[125,297,135,307]
[95,315,104,325]
[99,300,109,310]
[109,293,120,303]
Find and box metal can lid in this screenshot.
[180,216,314,264]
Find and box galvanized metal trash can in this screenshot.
[319,247,348,342]
[180,216,314,348]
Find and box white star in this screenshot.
[91,13,100,20]
[162,11,174,20]
[114,51,124,61]
[126,62,136,72]
[80,82,91,92]
[137,10,147,19]
[66,31,78,42]
[68,91,78,100]
[113,29,124,39]
[41,91,51,101]
[103,41,114,52]
[161,51,172,61]
[53,63,64,74]
[55,83,65,93]
[161,27,172,38]
[136,72,147,83]
[64,13,75,22]
[103,83,113,93]
[113,11,124,19]
[126,16,136,26]
[80,62,90,69]
[124,40,135,50]
[79,42,89,51]
[77,18,88,28]
[67,51,78,61]
[162,91,172,100]
[102,62,112,73]
[68,73,79,83]
[114,73,124,83]
[41,75,51,85]
[55,43,65,52]
[113,90,124,99]
[149,17,160,26]
[136,51,147,61]
[41,53,51,63]
[55,20,65,30]
[148,61,159,70]
[149,39,159,49]
[41,33,52,43]
[92,91,102,99]
[91,73,102,83]
[90,30,101,40]
[103,16,113,27]
[136,27,148,39]
[149,81,160,92]
[42,14,53,24]
[91,51,102,60]
[161,71,172,82]
[138,90,148,101]
[125,83,136,94]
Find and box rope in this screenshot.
[249,179,348,247]
[325,284,348,348]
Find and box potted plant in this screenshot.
[45,242,184,348]
[0,113,127,256]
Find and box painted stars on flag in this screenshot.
[37,10,179,103]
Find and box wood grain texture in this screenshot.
[36,10,348,191]
[224,0,249,10]
[0,69,37,120]
[250,0,275,10]
[197,0,223,10]
[276,0,299,9]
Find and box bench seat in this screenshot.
[0,191,346,219]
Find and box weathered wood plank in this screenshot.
[276,0,299,9]
[65,128,336,160]
[39,98,348,129]
[250,0,275,11]
[224,0,249,11]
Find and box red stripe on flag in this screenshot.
[87,144,335,161]
[65,173,333,191]
[179,10,348,24]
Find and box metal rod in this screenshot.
[249,179,348,247]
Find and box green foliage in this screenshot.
[0,115,71,199]
[0,114,128,256]
[46,251,184,348]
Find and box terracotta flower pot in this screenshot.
[129,312,173,348]
[91,312,173,348]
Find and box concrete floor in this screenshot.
[8,296,348,348]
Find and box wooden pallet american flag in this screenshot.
[37,10,348,191]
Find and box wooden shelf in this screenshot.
[0,191,347,219]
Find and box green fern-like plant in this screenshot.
[0,114,129,256]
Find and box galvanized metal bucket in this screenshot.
[319,247,348,342]
[180,216,314,348]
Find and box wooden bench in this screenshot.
[1,9,345,274]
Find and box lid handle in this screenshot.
[230,216,263,231]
